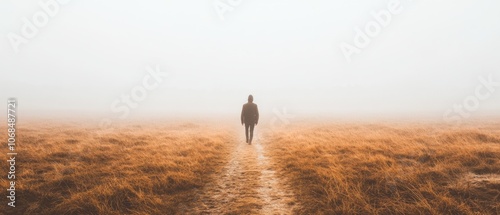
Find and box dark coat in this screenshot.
[241,102,259,124]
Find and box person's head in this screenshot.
[248,95,253,103]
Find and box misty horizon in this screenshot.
[2,0,499,122]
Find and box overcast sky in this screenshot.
[1,0,499,121]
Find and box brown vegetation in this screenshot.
[0,121,236,215]
[264,122,500,214]
[2,120,500,214]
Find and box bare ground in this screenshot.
[182,133,299,214]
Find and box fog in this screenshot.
[1,0,500,122]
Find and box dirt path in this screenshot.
[183,133,298,214]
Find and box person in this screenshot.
[241,95,259,144]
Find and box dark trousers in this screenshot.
[244,123,255,144]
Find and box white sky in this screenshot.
[1,0,499,121]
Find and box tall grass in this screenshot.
[0,121,235,215]
[264,123,500,214]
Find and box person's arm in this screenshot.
[241,105,245,125]
[255,105,259,125]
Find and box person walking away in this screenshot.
[241,95,259,144]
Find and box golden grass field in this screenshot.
[0,121,236,215]
[1,120,499,214]
[264,121,500,214]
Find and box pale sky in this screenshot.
[1,0,499,121]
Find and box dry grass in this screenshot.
[264,122,500,215]
[0,121,236,215]
[2,120,500,214]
